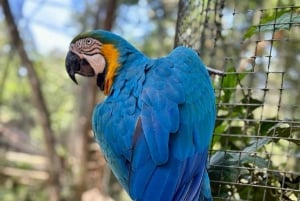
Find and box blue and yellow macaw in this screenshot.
[65,30,216,201]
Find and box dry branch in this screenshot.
[1,167,49,181]
[4,151,47,167]
[70,1,118,200]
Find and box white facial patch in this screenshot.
[70,37,106,75]
[83,53,106,75]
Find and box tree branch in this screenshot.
[104,0,118,30]
[71,0,118,200]
[0,1,62,200]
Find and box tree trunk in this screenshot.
[70,0,118,200]
[0,1,62,200]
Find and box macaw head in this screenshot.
[65,30,134,95]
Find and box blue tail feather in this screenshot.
[199,170,213,201]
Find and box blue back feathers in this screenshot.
[91,31,215,201]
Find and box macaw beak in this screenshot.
[65,51,79,84]
[65,51,96,84]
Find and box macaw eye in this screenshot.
[86,38,92,45]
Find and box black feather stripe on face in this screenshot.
[97,67,107,90]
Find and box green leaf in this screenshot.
[267,123,300,144]
[259,118,278,136]
[243,26,258,40]
[243,9,289,39]
[241,137,271,156]
[243,9,300,39]
[241,96,263,113]
[220,67,247,103]
[212,123,227,143]
[240,155,268,168]
[221,68,238,89]
[210,137,272,167]
[259,12,300,32]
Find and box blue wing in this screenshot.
[92,46,215,201]
[129,47,215,200]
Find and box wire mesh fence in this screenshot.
[175,1,300,200]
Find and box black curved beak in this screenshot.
[65,51,95,84]
[65,51,80,84]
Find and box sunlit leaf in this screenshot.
[241,96,263,113]
[243,9,300,39]
[259,118,278,136]
[267,123,300,144]
[240,155,268,168]
[259,12,300,32]
[220,67,247,103]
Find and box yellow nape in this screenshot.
[101,44,120,95]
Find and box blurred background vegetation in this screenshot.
[0,0,299,201]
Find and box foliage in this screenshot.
[1,1,300,201]
[0,179,47,201]
[243,8,300,39]
[209,67,300,200]
[0,1,177,201]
